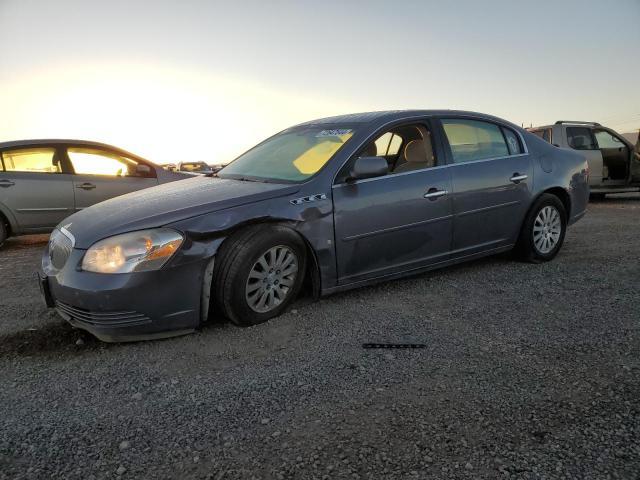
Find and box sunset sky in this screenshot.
[1,0,639,164]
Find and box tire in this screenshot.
[590,193,606,201]
[516,193,567,263]
[0,220,7,248]
[213,225,307,326]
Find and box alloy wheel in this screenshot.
[245,245,298,313]
[532,205,562,254]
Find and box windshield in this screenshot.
[180,162,211,172]
[218,126,355,183]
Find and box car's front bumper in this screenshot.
[41,248,208,342]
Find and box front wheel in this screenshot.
[516,194,567,263]
[213,226,307,326]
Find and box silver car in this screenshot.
[0,140,188,246]
[529,121,640,199]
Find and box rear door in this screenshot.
[65,146,159,210]
[439,118,533,256]
[0,146,75,231]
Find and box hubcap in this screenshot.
[245,245,298,313]
[533,205,562,254]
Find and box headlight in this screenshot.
[82,229,183,274]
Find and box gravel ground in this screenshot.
[0,194,639,479]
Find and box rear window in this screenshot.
[502,127,524,155]
[567,127,596,150]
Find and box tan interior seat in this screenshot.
[394,133,435,173]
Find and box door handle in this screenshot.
[510,173,528,183]
[424,188,448,200]
[0,180,15,187]
[76,182,96,190]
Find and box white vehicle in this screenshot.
[529,121,640,199]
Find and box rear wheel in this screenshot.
[214,225,306,326]
[590,193,606,201]
[517,194,567,263]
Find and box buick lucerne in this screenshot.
[39,111,589,342]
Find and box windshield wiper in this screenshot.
[235,176,272,183]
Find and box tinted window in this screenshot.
[442,119,509,163]
[567,127,596,150]
[594,130,624,149]
[1,148,60,173]
[502,127,523,155]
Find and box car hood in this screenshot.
[62,176,300,248]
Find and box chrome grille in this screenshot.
[48,228,73,271]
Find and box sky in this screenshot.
[0,0,639,164]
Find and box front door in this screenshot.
[333,121,454,284]
[65,147,158,210]
[565,126,604,186]
[439,118,533,256]
[593,129,631,182]
[0,146,75,231]
[333,168,453,284]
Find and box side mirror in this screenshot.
[136,164,152,176]
[348,156,388,181]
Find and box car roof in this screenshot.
[0,139,151,163]
[295,109,522,130]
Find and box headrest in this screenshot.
[361,143,378,157]
[404,140,428,163]
[572,136,585,148]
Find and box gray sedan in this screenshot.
[0,140,189,246]
[39,111,589,342]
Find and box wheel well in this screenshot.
[542,187,571,216]
[209,221,322,310]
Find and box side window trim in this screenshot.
[332,162,452,188]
